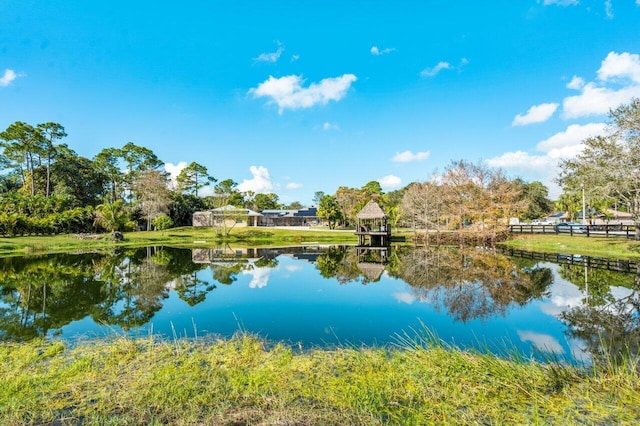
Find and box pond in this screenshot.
[1,245,638,365]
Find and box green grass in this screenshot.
[500,234,640,260]
[0,226,359,257]
[1,334,638,425]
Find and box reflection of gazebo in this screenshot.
[356,246,388,282]
[355,200,391,246]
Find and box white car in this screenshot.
[531,220,552,225]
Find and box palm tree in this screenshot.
[94,200,130,232]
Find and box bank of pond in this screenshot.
[2,244,639,424]
[1,244,639,366]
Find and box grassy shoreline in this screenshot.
[2,334,639,425]
[3,226,640,259]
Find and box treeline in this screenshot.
[0,121,296,235]
[0,120,555,237]
[316,160,553,240]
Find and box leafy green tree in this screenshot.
[168,192,207,227]
[516,180,553,221]
[212,178,244,207]
[36,122,67,197]
[253,193,280,211]
[312,191,325,206]
[0,121,44,196]
[177,162,216,196]
[94,147,125,203]
[558,98,640,239]
[318,195,343,229]
[94,200,131,232]
[152,214,173,231]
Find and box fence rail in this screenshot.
[509,224,637,238]
[499,248,639,273]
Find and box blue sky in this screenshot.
[2,1,640,204]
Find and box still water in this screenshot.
[1,245,638,364]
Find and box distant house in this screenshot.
[193,205,262,228]
[259,207,319,227]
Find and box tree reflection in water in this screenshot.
[1,244,639,368]
[388,246,554,322]
[0,247,209,341]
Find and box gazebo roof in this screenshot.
[357,262,386,282]
[356,200,388,219]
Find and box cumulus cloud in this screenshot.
[378,175,402,190]
[322,122,339,131]
[285,182,303,189]
[249,74,357,114]
[254,42,284,63]
[391,150,430,162]
[0,69,19,87]
[164,161,188,188]
[536,122,607,158]
[566,75,585,90]
[420,61,451,77]
[370,46,395,56]
[485,151,553,170]
[512,103,559,126]
[237,165,273,193]
[563,51,640,118]
[597,51,640,82]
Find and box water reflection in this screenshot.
[0,245,638,366]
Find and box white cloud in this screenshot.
[164,161,188,188]
[249,74,357,114]
[391,150,430,162]
[243,267,271,289]
[512,103,559,126]
[370,46,395,56]
[485,151,553,170]
[378,175,402,190]
[563,83,640,118]
[0,69,18,87]
[566,75,585,90]
[237,165,273,193]
[420,61,451,77]
[562,51,640,119]
[597,51,640,83]
[323,122,339,131]
[517,330,564,354]
[542,0,578,5]
[393,292,417,304]
[285,182,303,190]
[536,123,606,158]
[254,42,284,63]
[604,0,614,18]
[291,54,300,62]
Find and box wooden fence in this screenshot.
[509,224,637,238]
[499,248,639,273]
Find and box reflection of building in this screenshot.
[193,205,262,228]
[259,207,319,227]
[355,200,391,246]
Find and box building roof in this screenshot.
[210,205,263,216]
[356,200,388,219]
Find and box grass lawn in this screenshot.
[1,334,638,425]
[500,234,640,260]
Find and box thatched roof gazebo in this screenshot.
[355,200,391,246]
